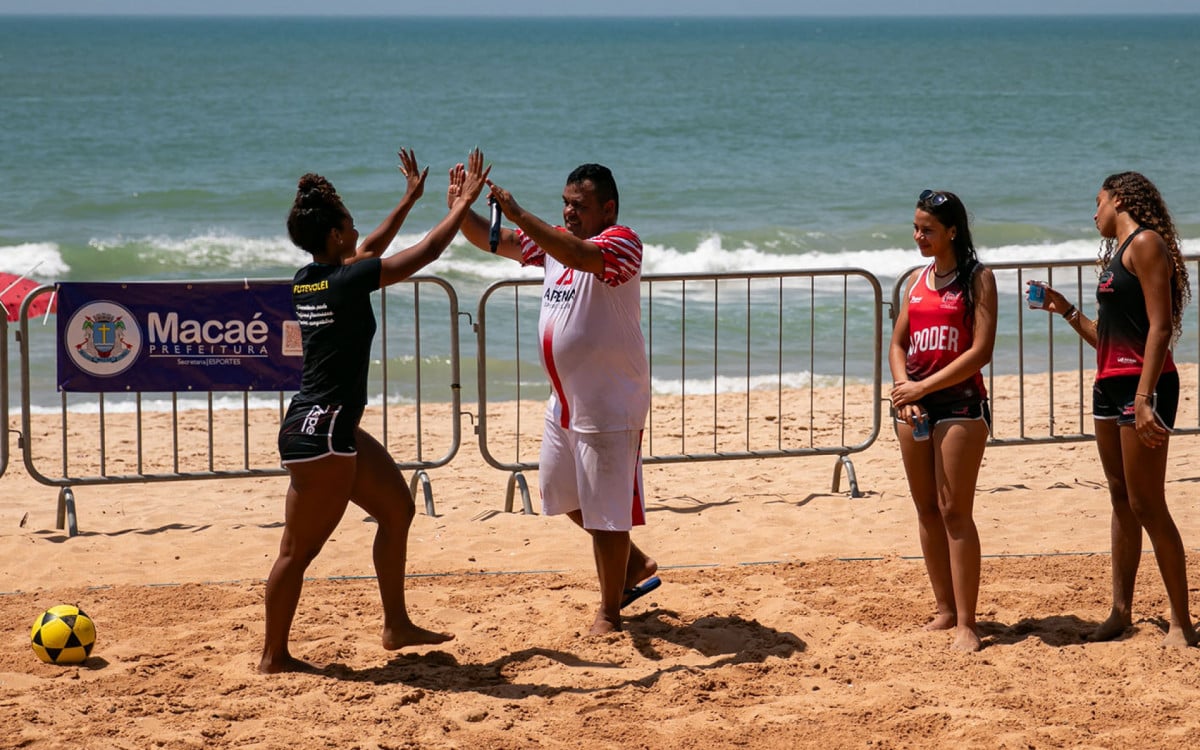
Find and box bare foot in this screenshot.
[1088,613,1132,642]
[952,626,982,653]
[382,623,454,650]
[924,613,956,631]
[589,612,622,635]
[1161,625,1199,648]
[258,654,318,674]
[625,554,658,591]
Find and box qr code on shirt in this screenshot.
[282,320,303,357]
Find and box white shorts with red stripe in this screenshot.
[538,419,645,531]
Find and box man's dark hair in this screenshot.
[567,163,619,216]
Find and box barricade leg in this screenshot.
[55,487,79,537]
[832,455,863,498]
[409,470,435,516]
[504,471,534,515]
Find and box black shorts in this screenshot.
[896,397,992,428]
[894,397,992,432]
[926,398,991,429]
[278,401,362,464]
[1093,371,1178,430]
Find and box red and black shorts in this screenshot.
[1093,371,1178,430]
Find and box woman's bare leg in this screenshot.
[1114,424,1197,647]
[260,455,355,673]
[350,429,453,649]
[1090,419,1140,642]
[933,420,988,652]
[897,422,956,630]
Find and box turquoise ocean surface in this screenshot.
[2,15,1199,407]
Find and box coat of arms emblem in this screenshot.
[76,312,133,364]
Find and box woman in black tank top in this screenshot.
[1031,172,1196,647]
[260,149,490,673]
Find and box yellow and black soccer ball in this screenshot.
[30,604,96,665]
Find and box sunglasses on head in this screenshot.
[918,189,949,207]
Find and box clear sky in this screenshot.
[1,1,1196,15]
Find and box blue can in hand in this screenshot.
[1026,281,1046,309]
[912,411,930,441]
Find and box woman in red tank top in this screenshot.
[889,189,997,652]
[1031,172,1196,647]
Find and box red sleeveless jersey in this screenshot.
[904,264,987,406]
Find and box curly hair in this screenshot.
[916,189,981,328]
[1099,171,1190,343]
[287,173,350,255]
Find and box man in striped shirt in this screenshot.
[452,162,659,634]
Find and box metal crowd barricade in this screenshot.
[475,269,884,513]
[890,255,1200,446]
[15,256,1198,536]
[15,277,462,536]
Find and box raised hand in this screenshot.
[457,148,490,205]
[485,179,523,222]
[446,163,465,209]
[397,147,429,201]
[446,150,488,208]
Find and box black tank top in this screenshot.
[1095,226,1175,379]
[291,258,382,407]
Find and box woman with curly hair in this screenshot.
[1032,172,1196,647]
[261,148,489,673]
[890,190,998,652]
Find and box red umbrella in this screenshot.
[0,272,57,322]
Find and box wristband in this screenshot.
[1061,305,1079,321]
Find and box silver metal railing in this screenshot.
[475,269,884,512]
[890,256,1200,444]
[13,277,462,536]
[7,258,1198,535]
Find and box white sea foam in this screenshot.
[81,231,538,281]
[0,244,71,278]
[977,239,1102,268]
[642,235,1107,280]
[71,230,1185,285]
[88,232,310,272]
[424,242,542,282]
[650,370,860,397]
[426,233,1119,290]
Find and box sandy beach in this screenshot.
[3,373,1200,749]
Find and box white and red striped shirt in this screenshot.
[517,224,650,432]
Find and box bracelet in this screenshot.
[1061,305,1079,322]
[1135,392,1152,400]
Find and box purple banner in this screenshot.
[56,281,302,393]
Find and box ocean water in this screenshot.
[2,15,1199,408]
